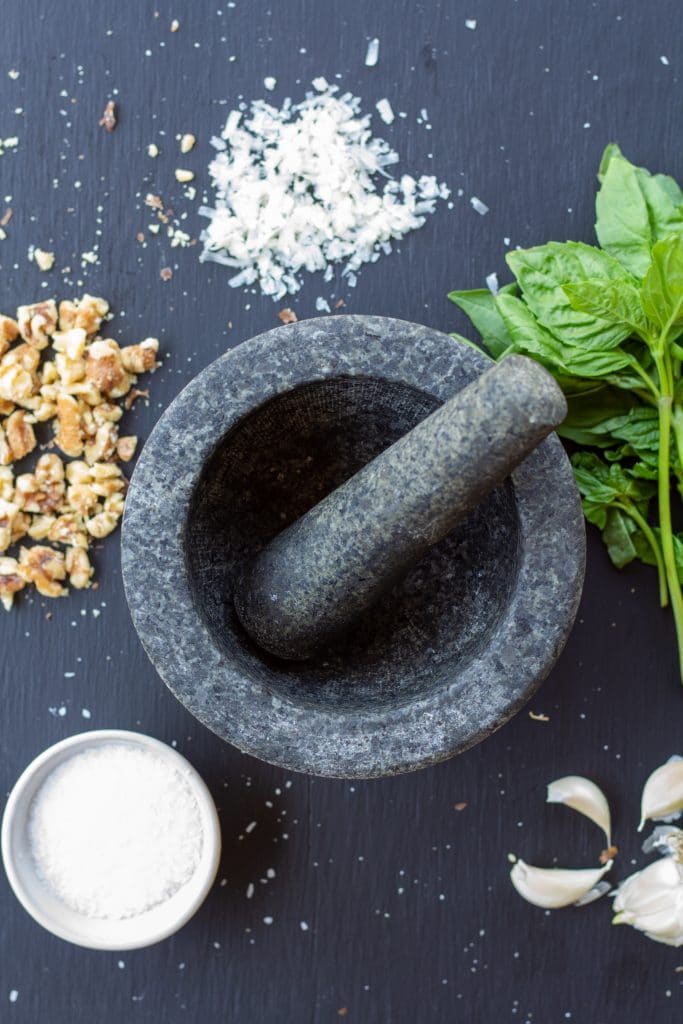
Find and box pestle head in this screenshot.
[234,354,567,661]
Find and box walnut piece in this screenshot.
[18,545,67,598]
[66,546,93,588]
[0,314,19,356]
[85,339,131,397]
[55,393,84,457]
[4,409,36,461]
[0,555,25,610]
[17,300,58,349]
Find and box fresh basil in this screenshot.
[448,144,683,683]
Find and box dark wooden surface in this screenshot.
[1,1,682,1020]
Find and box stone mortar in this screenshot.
[122,316,586,778]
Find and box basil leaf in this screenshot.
[563,277,648,336]
[559,386,638,445]
[447,288,512,358]
[595,147,683,277]
[494,293,567,368]
[602,507,642,568]
[640,233,683,330]
[506,241,633,349]
[449,330,492,357]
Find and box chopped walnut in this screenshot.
[0,466,14,501]
[4,409,36,461]
[120,337,159,374]
[18,545,67,598]
[55,393,84,457]
[99,100,117,132]
[124,387,149,410]
[84,422,118,465]
[66,546,93,589]
[0,555,25,610]
[86,510,119,539]
[48,513,88,549]
[0,363,36,405]
[0,498,19,552]
[17,300,58,349]
[0,425,10,466]
[0,293,158,606]
[58,295,109,336]
[27,514,56,540]
[85,339,131,397]
[0,314,19,356]
[116,436,138,462]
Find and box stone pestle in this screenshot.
[234,354,567,661]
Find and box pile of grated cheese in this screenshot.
[199,82,449,299]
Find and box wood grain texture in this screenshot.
[0,0,682,1020]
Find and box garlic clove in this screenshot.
[510,859,613,909]
[639,756,683,831]
[612,857,683,947]
[547,775,611,845]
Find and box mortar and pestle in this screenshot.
[122,316,585,778]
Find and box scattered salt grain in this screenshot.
[81,708,91,719]
[660,55,670,66]
[246,882,255,898]
[263,916,273,925]
[376,97,394,124]
[485,272,499,294]
[199,83,448,298]
[147,143,159,158]
[9,990,18,1003]
[8,70,19,80]
[365,38,380,67]
[170,19,180,32]
[28,744,203,919]
[263,76,277,91]
[117,960,125,969]
[470,196,489,216]
[315,297,331,313]
[300,920,309,931]
[312,76,329,92]
[245,820,257,834]
[465,19,477,29]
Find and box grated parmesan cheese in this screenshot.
[365,38,380,67]
[375,98,394,124]
[199,83,449,298]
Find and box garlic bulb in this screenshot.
[547,775,611,845]
[639,757,683,831]
[612,854,683,947]
[510,859,612,909]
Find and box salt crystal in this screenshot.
[263,916,274,925]
[465,19,477,29]
[264,77,277,91]
[470,196,489,215]
[81,708,91,719]
[315,297,331,312]
[300,920,309,930]
[660,55,670,66]
[28,744,203,919]
[376,98,394,124]
[485,272,499,294]
[365,38,380,67]
[9,990,18,1002]
[312,76,329,92]
[246,882,255,898]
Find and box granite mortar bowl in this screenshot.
[122,316,585,778]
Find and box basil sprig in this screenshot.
[449,145,683,682]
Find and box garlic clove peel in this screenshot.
[639,756,683,831]
[546,775,611,845]
[510,859,613,909]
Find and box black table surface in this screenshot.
[1,1,682,1020]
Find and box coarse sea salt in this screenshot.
[199,82,449,299]
[28,744,203,920]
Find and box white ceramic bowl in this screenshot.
[1,729,222,950]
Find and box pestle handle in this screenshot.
[234,354,567,661]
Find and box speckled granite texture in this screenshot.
[235,355,567,660]
[121,316,585,778]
